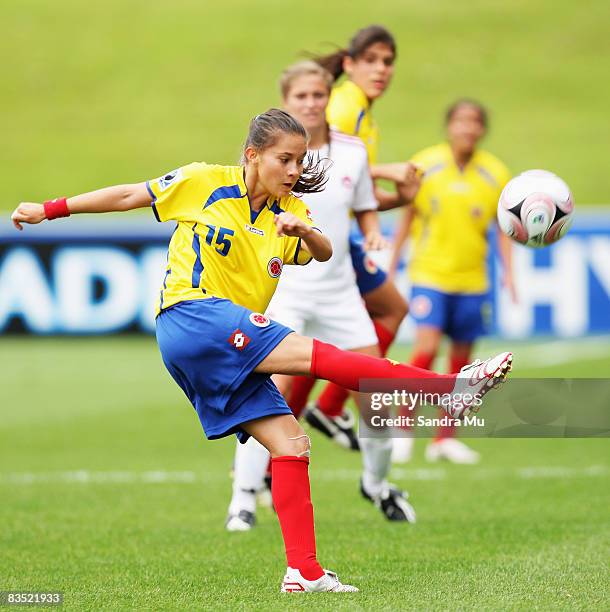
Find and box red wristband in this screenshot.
[43,197,70,220]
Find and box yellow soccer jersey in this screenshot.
[327,80,379,163]
[146,163,315,315]
[407,143,511,294]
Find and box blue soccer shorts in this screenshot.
[155,298,294,442]
[409,285,491,342]
[349,236,387,295]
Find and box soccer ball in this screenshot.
[497,170,574,247]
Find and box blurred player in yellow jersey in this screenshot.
[291,26,423,443]
[388,99,516,464]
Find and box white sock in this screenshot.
[228,437,270,515]
[359,421,392,498]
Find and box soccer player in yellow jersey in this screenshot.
[388,99,515,464]
[12,109,513,593]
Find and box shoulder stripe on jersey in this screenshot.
[331,130,366,149]
[475,165,499,187]
[191,223,205,290]
[203,184,244,209]
[424,163,446,178]
[354,109,366,135]
[146,181,161,222]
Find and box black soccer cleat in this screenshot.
[304,403,360,451]
[360,480,417,523]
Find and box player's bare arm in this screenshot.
[274,211,332,261]
[11,183,152,230]
[387,205,415,280]
[354,209,389,250]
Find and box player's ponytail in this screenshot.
[244,108,329,194]
[311,25,397,81]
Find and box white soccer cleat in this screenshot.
[281,567,359,593]
[425,438,481,464]
[225,510,255,532]
[448,352,513,418]
[391,434,414,464]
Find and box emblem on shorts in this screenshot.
[228,329,251,351]
[267,257,283,278]
[411,295,432,319]
[249,313,270,328]
[363,255,378,274]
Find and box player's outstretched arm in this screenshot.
[274,212,332,262]
[11,183,152,231]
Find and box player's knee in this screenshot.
[286,434,311,458]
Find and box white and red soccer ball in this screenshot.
[497,170,574,248]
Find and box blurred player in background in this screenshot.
[388,99,515,464]
[290,25,422,447]
[12,108,512,593]
[226,61,416,533]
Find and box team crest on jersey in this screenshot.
[157,168,183,191]
[342,176,353,189]
[471,205,483,219]
[267,257,283,278]
[249,313,270,328]
[363,255,378,275]
[228,329,251,351]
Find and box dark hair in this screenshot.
[243,108,329,194]
[312,25,397,81]
[445,98,488,129]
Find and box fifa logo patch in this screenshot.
[228,329,251,351]
[249,313,270,328]
[157,168,182,191]
[267,257,283,278]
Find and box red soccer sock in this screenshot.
[317,321,398,418]
[311,340,455,395]
[317,383,349,418]
[373,320,395,356]
[271,456,324,581]
[434,355,470,440]
[410,351,435,371]
[288,376,316,419]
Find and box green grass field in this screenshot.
[2,0,610,212]
[1,337,609,610]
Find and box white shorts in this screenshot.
[266,282,378,350]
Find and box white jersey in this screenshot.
[279,129,377,293]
